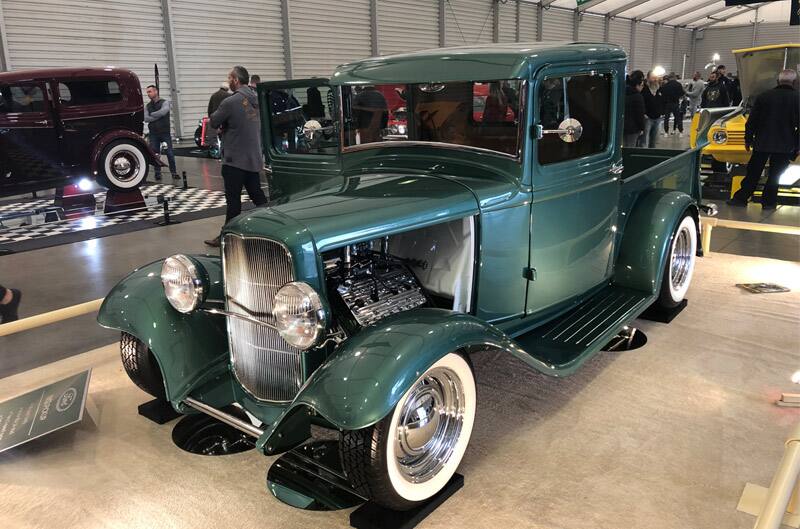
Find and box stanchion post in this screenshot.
[182,171,188,190]
[156,197,181,226]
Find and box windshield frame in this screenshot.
[338,79,528,162]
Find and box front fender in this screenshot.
[614,189,698,294]
[97,255,228,403]
[256,308,514,454]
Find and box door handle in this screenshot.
[609,162,624,175]
[0,128,9,134]
[35,120,49,125]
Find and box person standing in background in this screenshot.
[640,71,664,148]
[144,85,179,181]
[208,81,231,116]
[249,75,261,89]
[624,70,646,148]
[686,72,705,117]
[0,284,21,323]
[661,73,685,137]
[701,71,730,108]
[204,66,268,247]
[729,69,799,210]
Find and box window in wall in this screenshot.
[58,80,121,106]
[537,73,612,165]
[0,85,46,113]
[265,84,338,155]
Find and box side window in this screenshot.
[0,84,46,113]
[537,73,612,165]
[266,84,338,155]
[59,80,122,107]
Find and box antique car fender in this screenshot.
[96,256,228,403]
[614,189,699,295]
[255,308,522,455]
[89,129,164,173]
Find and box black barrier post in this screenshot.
[156,197,181,226]
[182,171,188,190]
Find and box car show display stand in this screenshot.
[55,184,96,217]
[103,187,148,215]
[138,398,181,425]
[640,299,688,324]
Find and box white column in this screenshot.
[281,0,293,79]
[160,0,183,139]
[0,0,10,71]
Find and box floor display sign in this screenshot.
[0,370,91,453]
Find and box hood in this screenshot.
[226,173,479,252]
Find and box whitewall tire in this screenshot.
[656,214,697,308]
[340,352,476,511]
[97,140,149,191]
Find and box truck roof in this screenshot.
[0,67,138,84]
[330,42,626,85]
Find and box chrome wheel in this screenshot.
[394,366,465,484]
[670,225,692,291]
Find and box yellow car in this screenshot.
[690,43,800,165]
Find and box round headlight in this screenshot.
[161,254,207,313]
[273,282,326,350]
[712,130,727,144]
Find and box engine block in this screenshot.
[331,258,428,328]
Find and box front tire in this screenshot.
[120,332,166,400]
[340,352,476,511]
[655,214,697,309]
[96,140,149,191]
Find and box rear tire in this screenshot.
[655,214,697,309]
[120,332,166,400]
[96,140,149,191]
[340,352,476,511]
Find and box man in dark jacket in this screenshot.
[624,70,646,147]
[145,85,178,181]
[661,73,685,136]
[640,71,664,148]
[701,71,730,108]
[729,70,799,209]
[207,82,230,116]
[204,65,268,247]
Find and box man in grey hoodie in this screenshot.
[204,65,268,247]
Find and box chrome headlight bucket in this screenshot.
[161,254,208,313]
[273,281,327,350]
[712,129,728,144]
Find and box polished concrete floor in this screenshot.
[1,253,798,529]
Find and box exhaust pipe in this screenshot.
[184,397,265,439]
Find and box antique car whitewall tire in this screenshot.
[120,332,167,400]
[97,140,149,191]
[340,352,476,511]
[656,214,697,308]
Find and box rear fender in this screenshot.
[614,189,698,294]
[96,255,229,403]
[255,308,516,455]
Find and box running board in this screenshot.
[513,285,654,377]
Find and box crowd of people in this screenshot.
[623,64,742,148]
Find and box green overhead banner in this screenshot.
[0,370,91,453]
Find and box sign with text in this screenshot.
[0,370,91,453]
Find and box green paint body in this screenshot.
[99,43,714,454]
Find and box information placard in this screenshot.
[0,370,91,453]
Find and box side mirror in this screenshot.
[535,118,583,143]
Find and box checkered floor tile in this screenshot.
[0,184,236,245]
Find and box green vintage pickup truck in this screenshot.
[99,43,720,510]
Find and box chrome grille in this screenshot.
[222,234,302,402]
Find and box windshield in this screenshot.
[341,80,523,157]
[736,47,800,106]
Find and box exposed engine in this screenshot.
[325,240,429,331]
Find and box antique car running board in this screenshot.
[515,285,653,374]
[184,397,264,439]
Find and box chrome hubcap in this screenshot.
[112,153,136,180]
[670,226,692,290]
[394,367,465,484]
